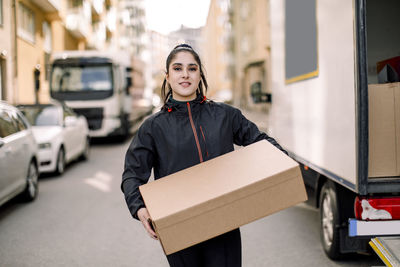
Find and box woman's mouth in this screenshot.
[180,82,191,88]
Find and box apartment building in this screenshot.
[229,0,271,111]
[17,0,119,104]
[0,0,120,104]
[0,0,16,102]
[202,0,232,102]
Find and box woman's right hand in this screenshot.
[137,207,158,240]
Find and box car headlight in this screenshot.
[39,142,52,149]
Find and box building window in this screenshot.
[0,0,3,26]
[240,1,249,20]
[18,3,35,43]
[69,0,83,8]
[0,58,5,100]
[43,21,52,53]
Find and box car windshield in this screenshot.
[20,106,61,126]
[50,64,113,92]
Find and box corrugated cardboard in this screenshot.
[139,140,307,255]
[368,82,400,177]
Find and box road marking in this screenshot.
[84,171,112,192]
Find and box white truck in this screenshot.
[268,0,400,260]
[49,50,134,139]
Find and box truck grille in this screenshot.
[73,108,103,130]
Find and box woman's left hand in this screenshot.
[137,207,158,240]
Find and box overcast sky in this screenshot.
[144,0,211,34]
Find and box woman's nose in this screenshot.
[182,69,188,78]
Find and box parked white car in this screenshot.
[0,101,39,206]
[18,102,90,175]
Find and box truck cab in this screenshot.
[50,50,133,139]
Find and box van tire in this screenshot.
[319,181,342,259]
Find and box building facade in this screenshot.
[202,0,232,102]
[1,0,123,104]
[0,0,17,102]
[229,0,271,111]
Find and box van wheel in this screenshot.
[319,182,342,259]
[55,148,65,175]
[21,161,39,201]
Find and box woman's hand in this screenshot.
[137,207,158,240]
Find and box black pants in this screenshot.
[166,229,242,267]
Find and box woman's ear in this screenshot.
[165,73,169,83]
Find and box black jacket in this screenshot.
[121,96,286,219]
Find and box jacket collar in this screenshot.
[163,94,207,114]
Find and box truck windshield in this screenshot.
[51,64,113,92]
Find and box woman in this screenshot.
[121,44,286,267]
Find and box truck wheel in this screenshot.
[319,182,342,259]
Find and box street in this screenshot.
[0,136,381,267]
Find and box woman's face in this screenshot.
[166,51,201,102]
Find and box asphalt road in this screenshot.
[0,137,382,267]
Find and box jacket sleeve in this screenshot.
[121,119,155,220]
[231,107,288,154]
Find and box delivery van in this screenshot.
[268,0,400,259]
[49,50,133,139]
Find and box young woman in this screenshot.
[121,44,286,267]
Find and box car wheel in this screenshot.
[21,161,39,201]
[55,148,65,175]
[319,182,342,259]
[80,138,90,161]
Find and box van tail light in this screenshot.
[354,196,400,220]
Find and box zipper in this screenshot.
[199,126,209,157]
[187,102,203,163]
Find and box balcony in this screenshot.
[31,0,61,13]
[87,22,106,49]
[91,0,104,17]
[66,8,91,39]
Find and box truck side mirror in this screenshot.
[125,67,133,95]
[126,77,132,95]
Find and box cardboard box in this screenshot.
[139,140,307,255]
[368,82,400,177]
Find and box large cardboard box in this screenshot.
[139,140,307,255]
[368,82,400,177]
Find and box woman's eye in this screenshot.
[173,67,181,71]
[189,68,197,72]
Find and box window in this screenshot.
[0,0,3,26]
[69,0,83,8]
[240,1,249,20]
[285,0,318,84]
[0,110,18,138]
[43,22,52,53]
[18,3,35,43]
[15,113,28,131]
[0,58,5,100]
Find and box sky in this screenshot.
[144,0,212,34]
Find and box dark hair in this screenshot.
[161,44,208,106]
